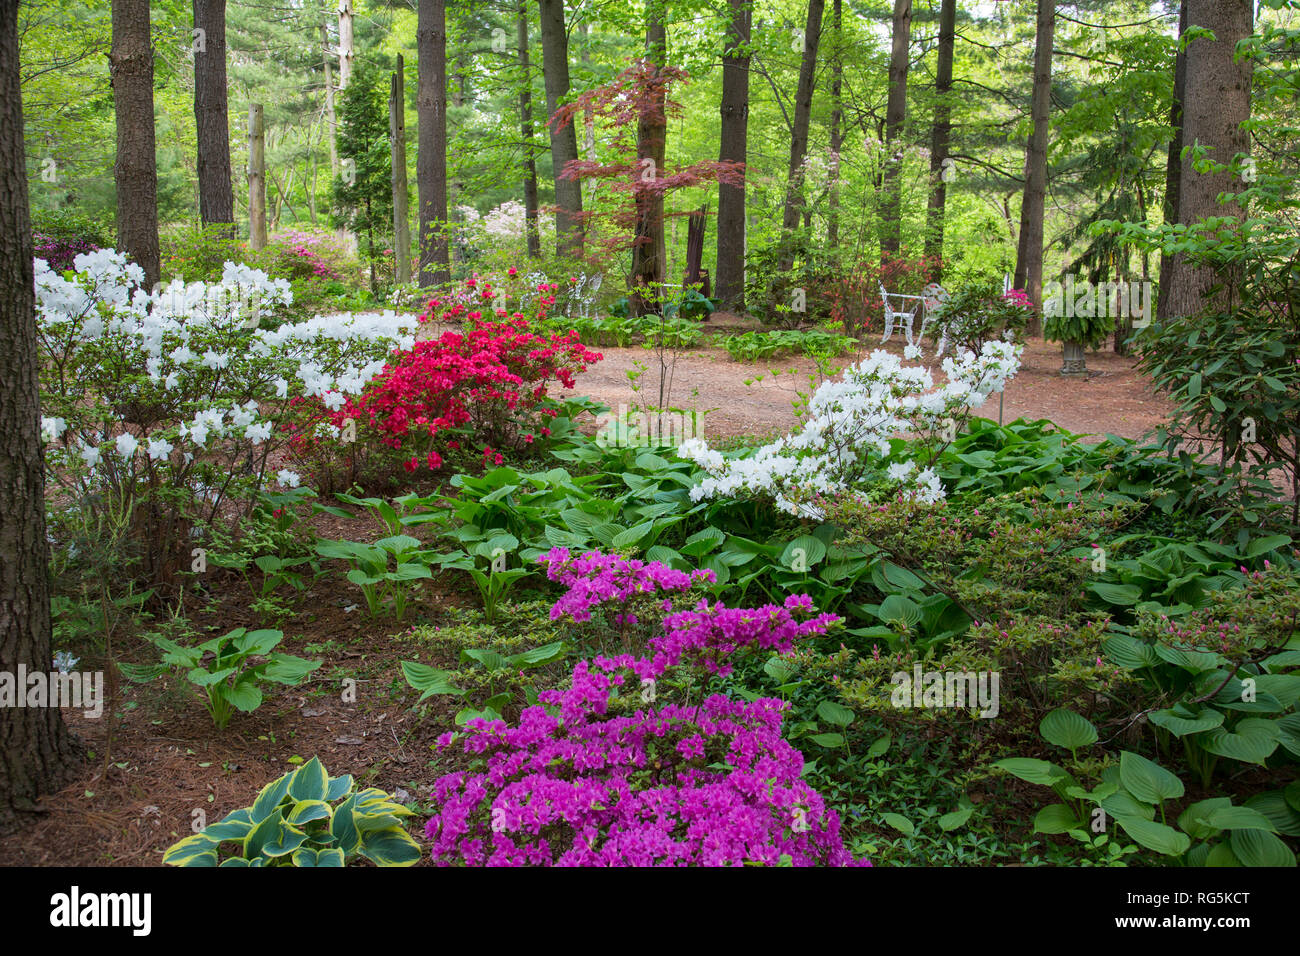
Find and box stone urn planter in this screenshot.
[1061,339,1088,377]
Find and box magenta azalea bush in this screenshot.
[424,549,866,866]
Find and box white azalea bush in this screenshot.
[679,341,1023,517]
[36,249,418,578]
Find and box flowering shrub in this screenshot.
[931,282,1035,354]
[36,249,417,579]
[827,252,943,338]
[679,341,1023,516]
[324,277,601,471]
[34,232,101,272]
[425,550,862,866]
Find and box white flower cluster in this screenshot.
[35,250,418,488]
[678,341,1022,517]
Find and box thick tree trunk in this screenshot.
[193,0,234,231]
[0,0,81,836]
[924,0,956,272]
[391,56,412,284]
[1163,0,1253,320]
[538,0,583,257]
[110,0,160,288]
[518,1,541,259]
[1156,0,1188,322]
[1013,0,1053,334]
[826,0,843,247]
[715,0,751,309]
[417,0,450,287]
[880,0,911,259]
[780,0,825,267]
[630,7,668,316]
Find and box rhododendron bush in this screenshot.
[36,249,417,576]
[679,341,1023,517]
[315,276,602,472]
[424,549,865,866]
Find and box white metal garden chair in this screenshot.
[920,282,951,356]
[879,283,925,346]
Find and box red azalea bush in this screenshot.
[287,276,603,481]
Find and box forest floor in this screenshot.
[0,322,1174,867]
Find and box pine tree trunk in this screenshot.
[193,0,234,232]
[826,0,843,247]
[110,0,160,288]
[248,103,267,249]
[880,0,911,259]
[1163,0,1253,320]
[0,0,81,835]
[924,0,956,272]
[780,0,825,268]
[321,18,339,181]
[630,7,668,316]
[538,0,584,257]
[337,0,354,91]
[715,0,751,310]
[391,56,412,285]
[1156,0,1188,322]
[1013,0,1053,334]
[417,0,450,286]
[518,1,541,259]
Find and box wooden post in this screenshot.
[390,55,411,285]
[248,103,267,250]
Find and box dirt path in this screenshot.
[570,330,1175,443]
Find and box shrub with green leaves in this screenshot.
[994,710,1298,866]
[163,757,420,867]
[120,627,320,729]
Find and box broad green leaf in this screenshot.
[993,757,1068,786]
[1119,751,1185,804]
[1033,804,1082,834]
[1199,719,1280,765]
[881,813,914,836]
[938,807,975,832]
[1117,817,1191,857]
[816,700,855,727]
[1229,829,1296,867]
[1039,709,1098,750]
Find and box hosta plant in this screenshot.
[119,627,319,729]
[163,757,421,867]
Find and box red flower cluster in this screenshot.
[332,279,601,471]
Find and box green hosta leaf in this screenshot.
[1089,582,1144,606]
[810,732,845,748]
[1153,643,1223,673]
[1117,817,1191,857]
[162,833,219,867]
[461,648,509,672]
[243,807,286,860]
[878,593,922,629]
[1199,719,1280,765]
[289,764,330,806]
[938,807,975,832]
[881,813,914,836]
[1102,634,1161,670]
[359,827,422,867]
[326,774,354,803]
[1203,805,1278,833]
[1148,705,1225,737]
[1033,804,1082,834]
[680,527,726,557]
[1229,829,1296,867]
[285,799,332,827]
[400,661,464,702]
[1101,790,1157,823]
[1205,842,1241,867]
[329,793,361,857]
[866,734,891,758]
[612,521,655,549]
[262,823,309,858]
[517,641,565,667]
[781,535,827,570]
[993,757,1069,787]
[1039,709,1098,750]
[250,771,295,823]
[224,681,263,713]
[1245,533,1292,558]
[816,700,855,728]
[1177,798,1233,841]
[764,657,798,684]
[199,809,253,843]
[1119,751,1185,804]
